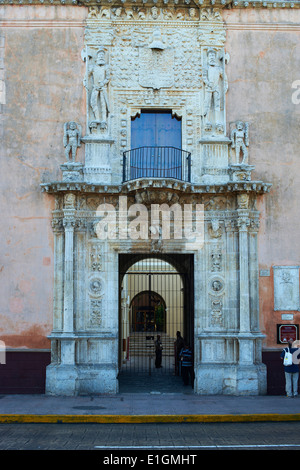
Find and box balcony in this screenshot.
[122,146,191,183]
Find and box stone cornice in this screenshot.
[40,179,272,195]
[0,0,300,8]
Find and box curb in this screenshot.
[1,413,300,423]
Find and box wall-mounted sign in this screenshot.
[277,324,299,344]
[281,313,294,321]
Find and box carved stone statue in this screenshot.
[230,121,249,164]
[203,48,228,118]
[87,47,110,131]
[63,121,82,162]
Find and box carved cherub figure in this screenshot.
[230,121,249,164]
[63,121,81,162]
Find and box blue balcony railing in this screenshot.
[122,146,191,183]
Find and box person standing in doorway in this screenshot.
[155,335,163,368]
[280,339,300,397]
[175,331,184,376]
[180,343,194,387]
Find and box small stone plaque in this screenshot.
[281,313,294,321]
[274,266,300,311]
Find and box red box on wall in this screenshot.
[277,324,299,344]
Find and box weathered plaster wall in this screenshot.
[224,8,300,348]
[1,5,299,352]
[0,5,86,348]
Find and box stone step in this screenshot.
[128,333,176,357]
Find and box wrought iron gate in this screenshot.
[119,257,185,377]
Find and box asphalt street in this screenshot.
[0,421,300,451]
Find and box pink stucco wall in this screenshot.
[224,8,300,347]
[0,5,299,350]
[0,5,86,348]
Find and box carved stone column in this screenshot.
[63,219,75,334]
[225,218,238,333]
[61,194,76,365]
[235,202,267,394]
[46,194,78,396]
[237,214,251,334]
[249,219,260,333]
[237,212,255,369]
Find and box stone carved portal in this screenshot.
[43,4,271,396]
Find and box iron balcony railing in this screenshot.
[123,146,191,183]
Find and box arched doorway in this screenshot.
[130,290,166,333]
[118,254,194,392]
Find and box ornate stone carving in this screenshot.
[236,216,250,231]
[249,219,260,232]
[208,219,223,239]
[63,121,82,162]
[202,48,228,122]
[229,164,254,182]
[274,266,300,311]
[204,196,228,211]
[134,189,179,206]
[60,163,84,182]
[230,121,249,164]
[43,2,272,397]
[90,299,102,327]
[200,8,223,22]
[210,276,224,295]
[89,277,103,296]
[90,245,102,271]
[210,298,223,326]
[62,219,76,230]
[64,193,76,209]
[150,230,163,253]
[87,5,202,23]
[210,246,222,272]
[138,41,174,90]
[51,218,64,232]
[149,29,165,50]
[237,193,249,209]
[84,47,110,133]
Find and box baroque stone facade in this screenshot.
[38,1,274,396]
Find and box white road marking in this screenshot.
[95,444,300,449]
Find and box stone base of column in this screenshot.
[200,138,231,184]
[194,363,267,396]
[236,363,267,396]
[60,162,84,182]
[81,135,114,184]
[77,364,119,395]
[45,363,118,396]
[45,364,79,396]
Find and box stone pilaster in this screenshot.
[62,219,75,334]
[237,213,251,334]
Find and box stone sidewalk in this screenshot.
[0,392,300,423]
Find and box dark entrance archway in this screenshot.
[130,290,166,333]
[118,253,194,393]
